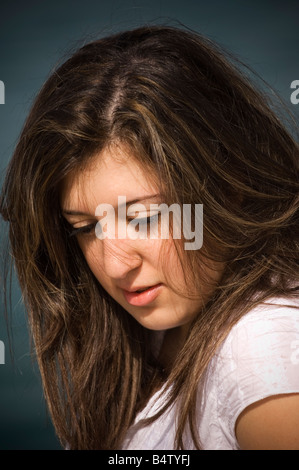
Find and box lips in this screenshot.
[122,283,163,306]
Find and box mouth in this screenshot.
[122,283,163,306]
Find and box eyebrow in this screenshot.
[62,194,161,217]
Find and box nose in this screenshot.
[100,239,143,280]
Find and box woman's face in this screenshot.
[61,144,221,331]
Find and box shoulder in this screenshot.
[218,296,299,365]
[235,392,299,449]
[213,296,299,449]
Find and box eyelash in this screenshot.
[68,213,160,238]
[69,223,97,238]
[134,213,160,227]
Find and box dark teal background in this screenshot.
[0,0,298,450]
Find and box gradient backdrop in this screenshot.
[0,0,298,450]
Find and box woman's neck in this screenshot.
[157,323,190,372]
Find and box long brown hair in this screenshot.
[0,25,298,449]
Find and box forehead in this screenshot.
[60,145,159,211]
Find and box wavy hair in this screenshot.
[0,25,298,449]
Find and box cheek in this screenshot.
[79,240,106,281]
[159,241,186,282]
[78,237,178,286]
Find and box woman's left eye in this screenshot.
[68,213,161,238]
[69,223,96,237]
[131,213,160,228]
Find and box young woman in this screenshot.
[0,25,298,450]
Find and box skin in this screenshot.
[61,143,299,450]
[61,144,220,335]
[235,393,299,450]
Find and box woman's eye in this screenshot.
[69,223,96,238]
[130,212,160,229]
[141,213,159,224]
[68,212,161,239]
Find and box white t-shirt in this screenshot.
[122,297,299,450]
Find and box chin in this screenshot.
[128,308,185,332]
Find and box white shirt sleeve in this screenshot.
[213,299,299,442]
